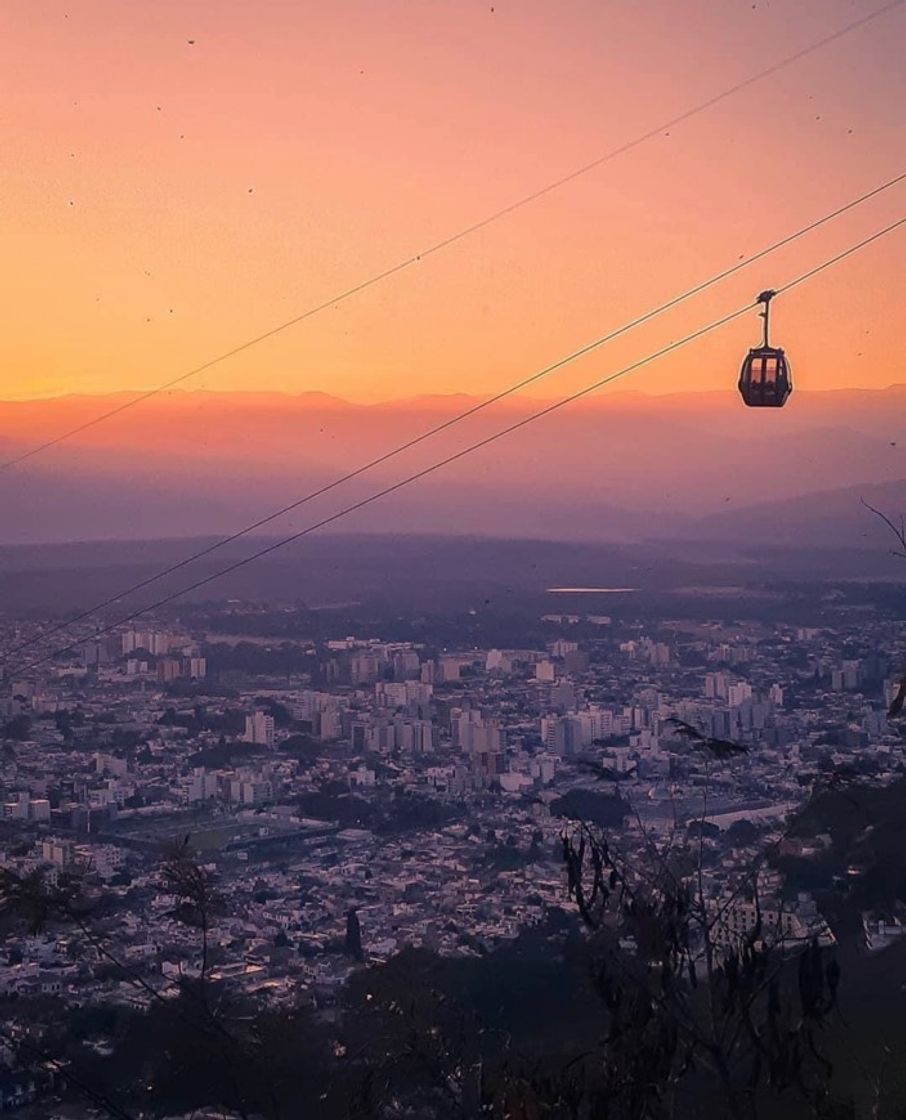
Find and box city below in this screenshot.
[1,571,905,1115]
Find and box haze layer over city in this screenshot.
[2,1,906,1118]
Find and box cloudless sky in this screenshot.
[2,0,905,403]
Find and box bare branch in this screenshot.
[861,498,906,558]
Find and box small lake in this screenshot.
[545,587,639,593]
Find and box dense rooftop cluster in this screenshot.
[1,601,905,1114]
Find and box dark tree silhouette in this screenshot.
[346,906,365,962]
[559,815,841,1120]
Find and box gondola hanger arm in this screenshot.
[757,289,776,347]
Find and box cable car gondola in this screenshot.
[738,289,792,408]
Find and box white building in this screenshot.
[3,793,49,822]
[728,681,753,708]
[454,710,505,754]
[187,768,219,804]
[42,839,75,870]
[535,660,556,682]
[244,711,275,748]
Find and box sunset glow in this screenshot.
[3,0,905,406]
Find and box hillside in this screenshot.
[1,385,905,548]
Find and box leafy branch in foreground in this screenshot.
[0,850,271,1120]
[664,717,749,759]
[561,818,840,1120]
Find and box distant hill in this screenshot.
[0,385,904,547]
[687,477,906,549]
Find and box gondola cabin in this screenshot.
[738,290,792,408]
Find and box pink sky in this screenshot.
[3,0,905,404]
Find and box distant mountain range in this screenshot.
[0,385,904,549]
[686,476,906,548]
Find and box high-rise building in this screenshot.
[704,672,730,700]
[541,715,580,756]
[548,680,577,712]
[319,709,343,741]
[535,660,556,682]
[350,653,381,685]
[454,710,505,754]
[42,838,74,869]
[244,711,275,748]
[728,682,753,708]
[157,658,183,684]
[3,793,31,821]
[391,649,421,680]
[229,778,273,805]
[438,657,462,682]
[186,657,207,679]
[394,718,437,754]
[187,768,219,804]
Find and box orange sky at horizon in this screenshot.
[3,0,905,407]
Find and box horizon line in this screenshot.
[2,381,905,409]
